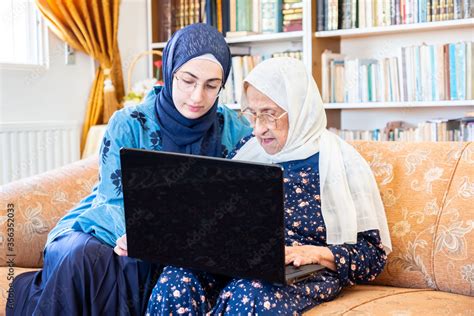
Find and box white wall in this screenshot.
[0,0,149,126]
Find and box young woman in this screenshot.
[7,23,251,316]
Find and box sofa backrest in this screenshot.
[0,157,99,268]
[0,142,472,296]
[351,141,473,296]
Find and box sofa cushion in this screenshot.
[304,284,472,315]
[0,267,40,313]
[0,157,99,268]
[433,143,474,296]
[350,142,470,292]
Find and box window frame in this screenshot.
[0,1,49,71]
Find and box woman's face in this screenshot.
[172,59,223,119]
[244,84,289,155]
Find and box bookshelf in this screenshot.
[312,0,474,134]
[145,0,474,140]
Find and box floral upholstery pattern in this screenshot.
[0,157,99,268]
[351,142,473,296]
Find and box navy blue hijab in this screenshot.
[155,23,232,156]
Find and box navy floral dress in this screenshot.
[146,135,388,315]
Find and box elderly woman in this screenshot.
[146,57,391,315]
[8,24,251,316]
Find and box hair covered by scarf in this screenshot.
[155,23,232,156]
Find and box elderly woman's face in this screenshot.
[244,84,289,155]
[172,59,223,119]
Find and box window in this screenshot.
[0,0,47,66]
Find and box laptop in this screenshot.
[120,148,325,285]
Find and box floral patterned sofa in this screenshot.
[0,141,472,315]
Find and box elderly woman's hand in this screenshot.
[114,234,128,256]
[285,245,336,271]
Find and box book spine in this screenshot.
[427,0,432,21]
[447,0,454,19]
[204,0,212,25]
[395,0,401,24]
[401,47,408,101]
[342,0,352,29]
[326,0,331,30]
[351,0,358,28]
[401,0,406,23]
[391,0,397,24]
[430,45,437,101]
[317,0,325,31]
[415,46,422,101]
[466,42,473,100]
[359,0,366,28]
[432,0,438,21]
[462,0,470,18]
[449,43,457,100]
[261,0,280,33]
[456,42,466,100]
[252,0,260,33]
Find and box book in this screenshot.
[317,0,325,31]
[236,0,252,32]
[321,50,345,102]
[261,0,283,33]
[229,0,237,32]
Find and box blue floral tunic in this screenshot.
[146,135,388,315]
[46,88,252,248]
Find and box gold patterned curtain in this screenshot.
[35,0,124,152]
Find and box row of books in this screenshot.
[219,0,303,37]
[155,0,202,42]
[322,41,474,103]
[220,51,303,104]
[155,0,303,42]
[317,0,474,31]
[328,116,474,141]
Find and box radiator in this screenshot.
[0,121,81,185]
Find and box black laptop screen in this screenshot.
[120,148,286,284]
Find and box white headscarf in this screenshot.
[233,57,392,254]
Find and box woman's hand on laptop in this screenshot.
[114,234,128,256]
[285,245,336,271]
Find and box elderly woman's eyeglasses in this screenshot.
[240,110,288,129]
[174,72,223,98]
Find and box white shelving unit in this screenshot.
[315,16,474,130]
[150,31,304,49]
[315,18,474,39]
[324,100,474,109]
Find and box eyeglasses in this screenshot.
[240,109,288,129]
[174,72,223,98]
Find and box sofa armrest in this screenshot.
[0,157,99,268]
